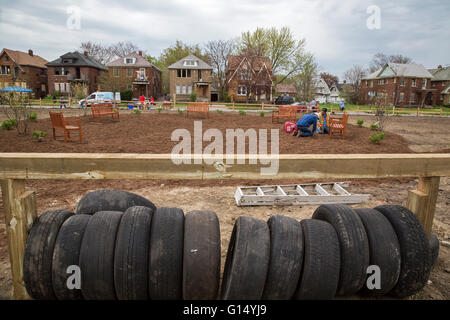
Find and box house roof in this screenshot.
[46,51,108,71]
[1,48,48,69]
[428,66,450,81]
[275,83,296,94]
[106,52,160,71]
[364,63,433,80]
[168,54,212,70]
[227,55,272,73]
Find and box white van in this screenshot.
[79,92,117,106]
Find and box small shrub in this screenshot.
[177,109,183,114]
[260,111,265,117]
[134,109,141,115]
[120,90,133,101]
[370,132,386,144]
[157,107,163,113]
[1,120,13,130]
[357,119,364,127]
[28,113,38,120]
[189,93,197,102]
[216,109,223,114]
[32,130,47,141]
[370,124,379,130]
[9,118,18,127]
[54,90,61,99]
[239,110,246,115]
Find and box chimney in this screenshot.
[343,80,347,84]
[138,50,142,56]
[28,49,33,56]
[437,65,442,69]
[84,50,88,56]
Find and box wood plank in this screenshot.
[0,153,449,180]
[0,179,32,300]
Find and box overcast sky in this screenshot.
[0,0,449,79]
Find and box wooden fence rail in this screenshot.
[0,152,449,299]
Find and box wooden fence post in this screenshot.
[407,176,440,237]
[39,98,42,109]
[416,107,419,117]
[262,102,264,111]
[392,105,395,115]
[440,108,442,117]
[233,101,235,112]
[173,94,176,109]
[0,179,37,299]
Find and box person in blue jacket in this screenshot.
[293,112,319,137]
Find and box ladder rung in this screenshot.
[315,184,330,196]
[277,186,287,196]
[256,187,264,196]
[296,185,308,196]
[333,183,350,195]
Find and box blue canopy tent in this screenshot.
[0,86,34,93]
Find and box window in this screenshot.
[60,83,65,93]
[0,65,10,74]
[239,72,251,81]
[127,68,133,77]
[177,69,190,78]
[63,59,72,64]
[182,85,186,94]
[422,79,427,89]
[399,92,404,102]
[183,60,198,67]
[410,93,415,103]
[65,82,71,93]
[177,69,181,77]
[237,85,247,96]
[370,80,373,88]
[187,69,191,77]
[182,69,186,77]
[378,79,385,85]
[187,85,192,94]
[54,83,59,92]
[411,79,416,87]
[113,68,119,77]
[400,78,406,86]
[124,58,135,64]
[176,85,181,94]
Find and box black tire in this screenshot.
[262,215,304,300]
[221,216,270,300]
[312,204,369,296]
[79,211,123,300]
[430,233,439,266]
[183,210,221,300]
[354,208,401,296]
[294,219,340,300]
[23,209,74,300]
[75,189,156,215]
[114,206,154,300]
[52,214,91,300]
[148,207,184,300]
[374,205,432,297]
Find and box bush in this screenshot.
[239,110,246,115]
[32,130,47,141]
[370,124,379,130]
[120,90,133,101]
[222,91,231,103]
[134,109,141,115]
[28,113,38,120]
[189,93,197,102]
[260,111,265,117]
[370,132,386,144]
[157,107,163,113]
[356,119,364,127]
[1,120,13,130]
[216,109,223,114]
[54,90,61,99]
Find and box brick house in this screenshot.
[361,63,434,107]
[226,55,273,102]
[0,48,48,98]
[168,54,213,102]
[46,51,108,97]
[275,84,297,97]
[106,51,162,99]
[428,65,450,106]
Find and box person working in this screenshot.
[318,108,330,134]
[293,112,319,137]
[340,101,345,111]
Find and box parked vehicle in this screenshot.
[274,95,295,105]
[79,92,115,106]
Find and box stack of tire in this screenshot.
[23,189,439,300]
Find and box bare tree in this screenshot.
[80,41,141,64]
[370,53,413,72]
[292,53,318,102]
[341,65,368,104]
[204,39,236,100]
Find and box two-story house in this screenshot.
[428,65,450,106]
[168,54,213,102]
[314,78,331,103]
[226,55,273,102]
[361,63,434,107]
[0,48,48,98]
[106,51,162,98]
[46,51,108,97]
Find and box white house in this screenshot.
[328,83,345,103]
[313,78,330,103]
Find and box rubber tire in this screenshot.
[355,208,401,296]
[183,210,221,300]
[23,209,74,300]
[114,206,154,300]
[148,207,184,300]
[262,215,304,300]
[294,219,340,300]
[312,204,369,296]
[374,205,432,297]
[75,189,156,215]
[430,233,439,266]
[221,216,270,300]
[79,211,123,300]
[52,214,91,300]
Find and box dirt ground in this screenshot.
[0,109,449,300]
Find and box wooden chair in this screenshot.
[49,112,83,143]
[272,106,297,123]
[187,102,209,118]
[91,103,119,122]
[329,112,349,139]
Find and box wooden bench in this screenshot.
[49,111,83,143]
[187,102,209,118]
[272,106,297,123]
[91,103,120,122]
[329,112,349,139]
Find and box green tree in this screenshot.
[291,53,318,102]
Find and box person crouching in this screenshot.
[293,112,319,137]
